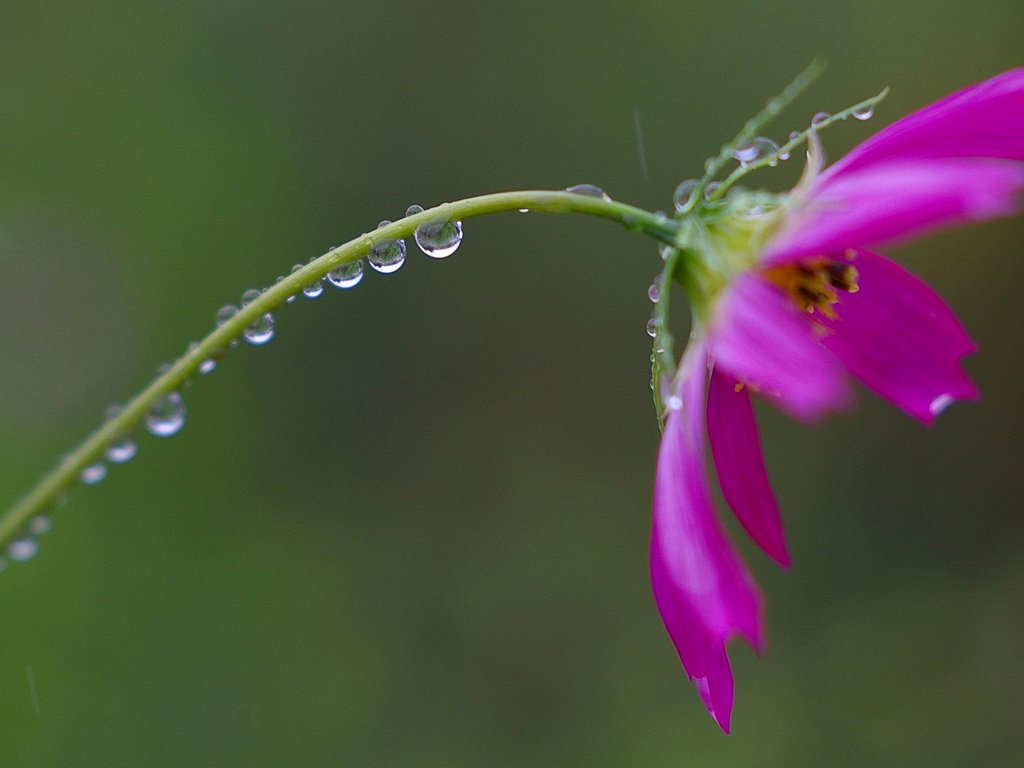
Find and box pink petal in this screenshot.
[765,159,1024,264]
[650,341,761,733]
[707,367,790,568]
[693,643,735,734]
[815,251,979,424]
[709,273,851,420]
[824,68,1024,179]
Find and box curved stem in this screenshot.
[0,189,676,550]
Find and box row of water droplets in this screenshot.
[670,103,875,214]
[4,205,467,570]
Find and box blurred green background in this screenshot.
[1,1,1021,765]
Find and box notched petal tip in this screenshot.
[650,343,763,732]
[694,646,735,733]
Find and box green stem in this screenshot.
[0,189,675,551]
[708,86,890,202]
[685,60,825,212]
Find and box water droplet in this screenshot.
[811,112,830,127]
[327,260,364,289]
[406,204,424,217]
[216,305,238,327]
[367,221,406,274]
[564,183,610,200]
[658,243,675,261]
[730,142,759,165]
[187,342,219,375]
[105,438,137,464]
[29,515,52,536]
[517,208,529,214]
[145,392,186,437]
[244,313,275,345]
[766,97,780,114]
[646,317,659,337]
[673,179,699,212]
[929,393,955,417]
[755,137,781,166]
[648,280,660,303]
[852,104,874,121]
[704,181,721,200]
[241,288,262,305]
[665,394,683,410]
[80,462,108,485]
[414,218,463,259]
[8,538,39,563]
[778,148,791,161]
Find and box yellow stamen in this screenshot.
[762,257,859,319]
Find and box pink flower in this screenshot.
[652,69,1024,732]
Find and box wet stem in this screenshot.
[0,190,678,551]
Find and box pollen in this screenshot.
[762,258,859,319]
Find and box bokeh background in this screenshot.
[1,2,1021,765]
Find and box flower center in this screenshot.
[761,255,859,319]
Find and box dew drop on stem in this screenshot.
[29,515,52,536]
[756,137,781,166]
[105,438,138,464]
[367,220,407,274]
[8,538,39,563]
[80,462,108,485]
[327,260,364,289]
[673,179,699,212]
[244,313,275,345]
[564,183,610,200]
[145,392,186,437]
[216,305,238,327]
[240,288,262,305]
[730,143,759,165]
[414,218,463,259]
[812,111,830,127]
[852,104,874,121]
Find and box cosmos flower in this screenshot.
[651,68,1024,733]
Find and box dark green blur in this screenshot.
[1,2,1021,765]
